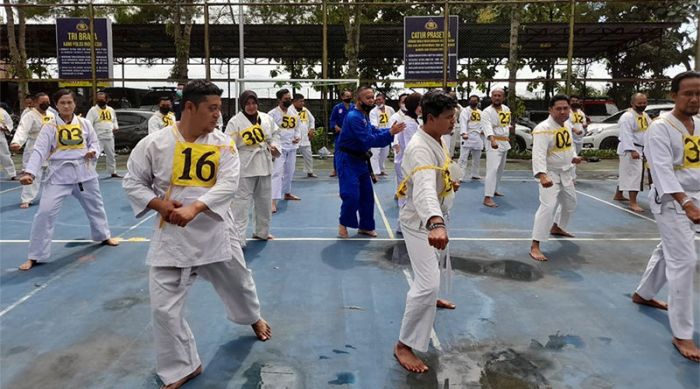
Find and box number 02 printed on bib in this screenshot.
[172,142,221,187]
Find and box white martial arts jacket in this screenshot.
[0,108,13,132]
[12,109,55,147]
[225,112,281,178]
[531,116,577,183]
[268,106,301,150]
[148,111,176,134]
[482,104,512,152]
[459,106,485,149]
[398,129,459,230]
[288,106,315,147]
[370,105,395,130]
[86,105,118,140]
[25,115,100,185]
[569,109,587,143]
[123,126,240,267]
[393,112,422,165]
[646,112,700,207]
[617,108,651,155]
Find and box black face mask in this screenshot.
[38,103,50,111]
[360,102,375,113]
[571,103,581,109]
[97,101,107,108]
[342,98,352,104]
[282,100,292,108]
[633,105,646,113]
[469,102,478,109]
[159,107,170,115]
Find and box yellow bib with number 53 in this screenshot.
[498,111,511,126]
[683,135,700,169]
[281,115,297,129]
[56,124,85,150]
[171,142,220,187]
[552,127,573,153]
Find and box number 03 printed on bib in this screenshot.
[56,124,85,150]
[172,142,221,187]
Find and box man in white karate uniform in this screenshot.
[390,93,409,186]
[289,93,317,178]
[369,93,395,176]
[226,90,281,247]
[268,88,301,212]
[529,95,584,261]
[20,95,34,119]
[392,93,422,234]
[0,107,17,180]
[482,88,512,208]
[123,80,272,388]
[86,91,121,178]
[11,92,55,208]
[632,71,700,363]
[148,97,176,134]
[613,93,651,212]
[458,95,484,180]
[569,95,587,181]
[394,91,461,373]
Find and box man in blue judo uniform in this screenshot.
[337,86,405,238]
[329,89,354,177]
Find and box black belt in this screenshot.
[633,143,644,149]
[339,146,377,183]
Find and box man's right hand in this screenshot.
[335,125,342,134]
[490,141,498,149]
[538,174,553,188]
[10,143,20,153]
[684,202,700,224]
[269,145,281,158]
[390,122,406,136]
[461,133,468,140]
[428,226,449,250]
[630,150,641,160]
[149,198,183,222]
[19,173,33,185]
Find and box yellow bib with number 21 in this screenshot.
[171,142,220,187]
[683,135,700,169]
[56,124,85,150]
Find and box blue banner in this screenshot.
[404,16,458,88]
[56,18,113,87]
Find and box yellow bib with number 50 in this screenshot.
[171,142,220,187]
[683,135,700,169]
[56,124,85,150]
[552,127,573,153]
[240,124,266,146]
[498,111,511,126]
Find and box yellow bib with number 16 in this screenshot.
[683,135,700,169]
[171,142,220,187]
[56,124,85,150]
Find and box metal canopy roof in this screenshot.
[1,22,676,64]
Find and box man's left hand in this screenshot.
[84,151,97,160]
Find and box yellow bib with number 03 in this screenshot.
[572,112,584,124]
[552,127,573,153]
[56,124,85,150]
[98,109,112,122]
[379,112,389,126]
[162,114,175,127]
[298,110,308,122]
[470,110,481,122]
[636,115,649,132]
[498,111,511,126]
[683,135,700,169]
[240,124,266,146]
[281,115,297,129]
[172,142,220,187]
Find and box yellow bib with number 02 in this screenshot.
[98,109,112,122]
[552,127,573,153]
[572,112,584,124]
[498,111,511,126]
[470,110,481,122]
[636,115,649,132]
[240,124,266,146]
[171,142,220,187]
[56,124,85,150]
[281,115,297,129]
[379,112,389,126]
[683,135,700,169]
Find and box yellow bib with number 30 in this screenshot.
[498,111,511,126]
[98,109,112,122]
[56,124,85,150]
[240,124,266,146]
[171,142,220,187]
[683,135,700,169]
[552,127,573,153]
[470,110,481,122]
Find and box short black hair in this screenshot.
[375,92,386,99]
[34,92,48,101]
[570,94,580,100]
[549,94,570,108]
[420,91,457,123]
[159,96,172,103]
[276,88,290,100]
[293,93,304,101]
[53,89,75,103]
[671,71,700,93]
[398,93,409,102]
[96,91,107,97]
[182,79,222,107]
[468,94,480,100]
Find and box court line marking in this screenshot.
[3,237,689,243]
[373,191,395,239]
[0,185,22,194]
[402,268,442,352]
[575,189,657,223]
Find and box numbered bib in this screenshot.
[298,110,308,122]
[281,115,297,129]
[636,115,649,132]
[172,142,220,187]
[240,124,266,146]
[98,109,112,122]
[162,114,175,127]
[56,124,85,150]
[552,127,573,153]
[470,110,481,122]
[42,115,52,124]
[572,112,584,124]
[498,111,511,126]
[683,135,700,169]
[379,112,389,126]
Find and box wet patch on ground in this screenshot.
[241,360,304,389]
[102,295,147,311]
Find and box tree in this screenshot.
[3,0,31,103]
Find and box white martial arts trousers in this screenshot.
[484,148,507,197]
[21,138,42,204]
[299,145,314,174]
[398,224,445,353]
[370,146,390,174]
[99,137,117,175]
[150,256,262,385]
[28,178,111,261]
[572,142,583,180]
[0,133,16,178]
[232,175,272,247]
[531,170,577,242]
[618,152,643,192]
[271,149,296,199]
[458,147,481,179]
[635,195,699,340]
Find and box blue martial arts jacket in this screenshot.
[337,109,394,160]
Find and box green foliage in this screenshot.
[309,127,330,153]
[579,149,619,160]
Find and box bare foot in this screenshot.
[161,365,203,389]
[629,204,644,213]
[252,234,275,240]
[494,192,504,197]
[436,299,456,309]
[330,170,337,177]
[394,342,429,373]
[251,319,272,341]
[19,259,37,271]
[550,224,574,237]
[483,197,498,208]
[271,201,277,214]
[338,225,349,238]
[358,230,378,237]
[632,292,668,310]
[19,202,30,209]
[613,195,629,202]
[284,193,301,201]
[102,238,120,246]
[529,245,548,262]
[672,338,700,363]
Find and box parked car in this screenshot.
[582,104,673,150]
[114,109,153,152]
[514,124,533,151]
[583,98,619,123]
